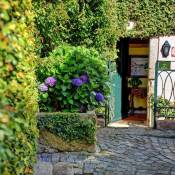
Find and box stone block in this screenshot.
[53,162,73,175]
[157,119,175,129]
[38,153,52,162]
[51,153,61,162]
[34,161,53,175]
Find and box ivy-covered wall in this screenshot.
[115,0,175,38]
[0,0,38,174]
[38,112,96,144]
[34,0,175,59]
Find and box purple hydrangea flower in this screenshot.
[45,77,57,87]
[39,83,48,92]
[80,74,89,83]
[71,78,83,87]
[95,92,104,102]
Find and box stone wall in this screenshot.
[35,152,97,175]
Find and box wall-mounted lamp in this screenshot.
[127,21,136,30]
[161,41,171,58]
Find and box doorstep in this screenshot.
[108,119,148,128]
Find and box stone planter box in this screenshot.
[37,111,97,153]
[156,118,175,129]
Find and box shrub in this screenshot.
[33,0,117,58]
[0,0,38,174]
[38,112,96,144]
[151,96,175,119]
[37,45,109,112]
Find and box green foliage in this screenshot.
[159,61,171,71]
[157,98,170,108]
[0,0,38,174]
[33,0,117,58]
[33,0,175,59]
[151,96,171,109]
[38,113,96,144]
[128,77,142,88]
[37,45,109,112]
[151,96,175,119]
[115,0,175,37]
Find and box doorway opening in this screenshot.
[109,38,149,127]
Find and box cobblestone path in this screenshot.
[35,128,175,175]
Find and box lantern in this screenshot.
[161,41,171,58]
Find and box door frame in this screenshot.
[117,38,129,118]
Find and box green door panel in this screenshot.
[109,61,122,122]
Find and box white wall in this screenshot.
[157,36,175,102]
[148,36,175,127]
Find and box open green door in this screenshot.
[109,61,122,122]
[108,38,129,123]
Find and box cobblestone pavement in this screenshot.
[35,128,175,175]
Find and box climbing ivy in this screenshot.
[38,112,96,144]
[115,0,175,38]
[0,0,38,174]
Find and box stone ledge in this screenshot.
[157,119,175,129]
[34,161,53,175]
[40,130,96,153]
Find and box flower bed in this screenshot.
[156,105,175,129]
[38,112,97,152]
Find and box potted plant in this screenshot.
[154,97,175,129]
[128,77,142,114]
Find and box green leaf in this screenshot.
[62,86,67,91]
[42,93,48,99]
[68,99,73,104]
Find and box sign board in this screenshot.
[131,57,148,76]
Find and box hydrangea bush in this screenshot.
[37,45,109,112]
